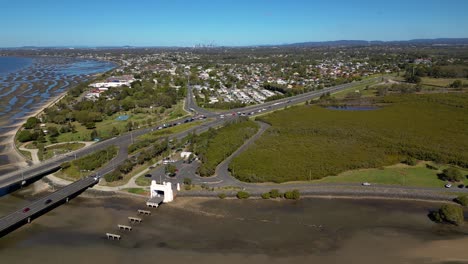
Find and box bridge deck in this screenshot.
[0,176,98,236]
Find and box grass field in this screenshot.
[135,175,152,186]
[331,79,380,99]
[230,93,468,183]
[421,77,462,87]
[19,149,32,160]
[43,142,85,160]
[45,101,190,145]
[317,162,468,187]
[123,188,148,195]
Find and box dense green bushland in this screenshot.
[73,146,118,171]
[230,93,468,183]
[189,118,259,176]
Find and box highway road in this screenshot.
[0,175,98,236]
[0,77,378,193]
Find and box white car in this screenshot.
[445,183,452,188]
[220,115,224,119]
[362,182,371,186]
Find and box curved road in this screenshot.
[0,77,378,191]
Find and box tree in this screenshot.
[403,157,417,166]
[236,191,250,199]
[165,164,177,176]
[17,130,33,142]
[105,170,122,182]
[406,75,421,84]
[90,129,98,140]
[455,195,468,206]
[441,168,463,182]
[430,204,464,226]
[183,178,192,185]
[450,80,463,88]
[110,126,119,136]
[24,117,40,129]
[85,122,96,129]
[47,126,59,137]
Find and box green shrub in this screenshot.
[218,193,227,199]
[105,170,122,182]
[230,94,468,183]
[403,157,417,166]
[236,191,250,199]
[269,189,281,198]
[284,190,301,200]
[261,192,271,199]
[192,119,259,177]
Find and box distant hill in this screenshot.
[279,38,468,47]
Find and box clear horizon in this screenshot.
[1,0,468,47]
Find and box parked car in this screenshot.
[445,183,452,188]
[22,207,30,213]
[362,182,371,186]
[144,174,152,178]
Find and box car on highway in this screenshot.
[45,199,52,205]
[220,114,224,118]
[22,207,30,213]
[362,182,371,186]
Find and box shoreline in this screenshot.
[4,57,117,168]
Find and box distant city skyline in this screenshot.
[1,0,468,47]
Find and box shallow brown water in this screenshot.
[0,189,467,264]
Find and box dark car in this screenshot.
[22,207,30,213]
[144,174,152,178]
[45,199,52,205]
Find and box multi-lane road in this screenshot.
[0,77,377,193]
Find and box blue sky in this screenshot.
[1,0,468,47]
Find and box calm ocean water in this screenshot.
[0,57,33,75]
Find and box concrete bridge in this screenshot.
[0,176,99,238]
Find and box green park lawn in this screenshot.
[43,142,85,160]
[317,162,468,188]
[49,100,190,145]
[135,175,152,186]
[420,77,463,87]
